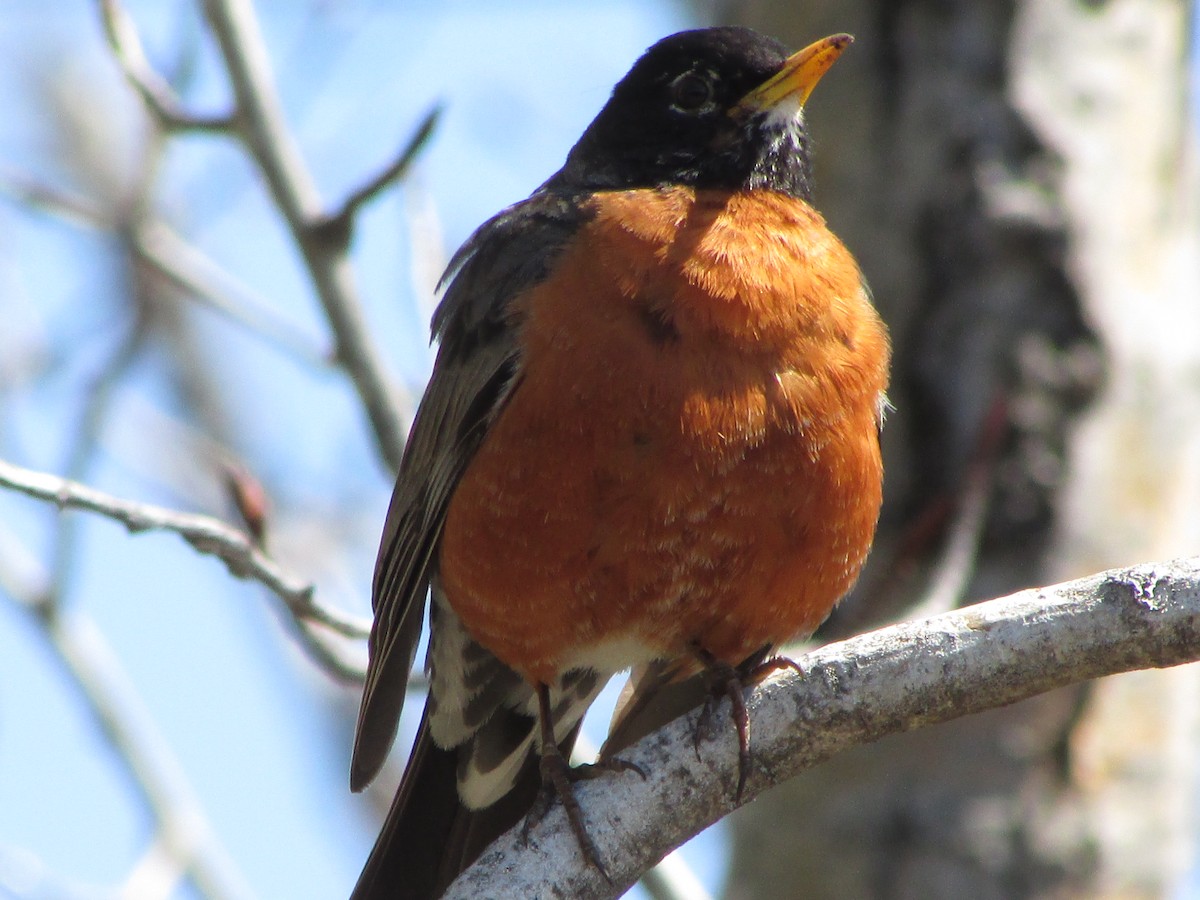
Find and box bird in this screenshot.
[349,25,889,900]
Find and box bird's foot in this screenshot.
[524,686,647,881]
[692,645,801,801]
[572,755,648,781]
[523,742,635,882]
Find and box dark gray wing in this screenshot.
[350,190,587,790]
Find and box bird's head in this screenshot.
[553,26,851,201]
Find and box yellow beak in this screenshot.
[732,33,853,119]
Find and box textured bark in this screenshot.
[709,0,1200,897]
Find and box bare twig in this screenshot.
[0,457,369,639]
[132,220,332,368]
[445,558,1200,899]
[121,833,193,899]
[291,620,368,683]
[0,843,112,899]
[99,0,235,132]
[99,0,410,466]
[906,453,993,619]
[315,104,443,248]
[0,167,108,227]
[201,0,410,471]
[1,164,331,371]
[47,315,147,606]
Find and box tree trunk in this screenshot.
[709,0,1200,897]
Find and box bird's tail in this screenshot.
[350,709,577,900]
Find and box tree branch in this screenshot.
[0,166,108,227]
[314,104,442,249]
[201,0,410,471]
[132,219,331,368]
[445,558,1200,899]
[99,0,414,467]
[99,0,235,133]
[0,457,369,639]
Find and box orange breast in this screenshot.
[439,187,889,685]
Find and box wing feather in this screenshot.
[350,191,588,790]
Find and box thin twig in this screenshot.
[133,220,332,368]
[445,558,1200,899]
[47,315,147,605]
[292,619,368,683]
[0,457,369,639]
[3,168,333,381]
[99,0,235,132]
[201,0,409,471]
[906,452,993,620]
[315,104,443,249]
[0,167,108,227]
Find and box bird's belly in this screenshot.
[439,187,888,685]
[440,385,881,684]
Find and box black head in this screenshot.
[548,27,851,201]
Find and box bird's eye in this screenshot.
[669,72,714,112]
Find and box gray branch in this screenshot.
[445,558,1200,899]
[0,457,369,639]
[132,219,331,368]
[315,104,443,249]
[99,0,235,132]
[99,0,413,468]
[201,0,410,471]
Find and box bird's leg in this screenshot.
[692,646,753,800]
[524,683,614,881]
[692,644,798,801]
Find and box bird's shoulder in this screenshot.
[430,188,593,359]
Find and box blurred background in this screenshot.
[0,1,1196,898]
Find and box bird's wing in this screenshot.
[350,191,588,790]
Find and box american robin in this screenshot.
[350,25,889,899]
